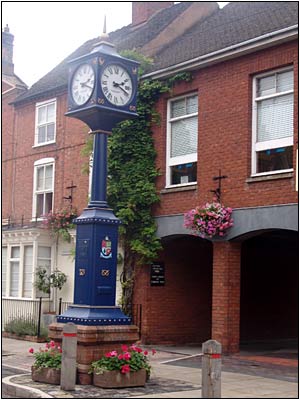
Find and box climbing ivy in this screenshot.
[81,51,192,315]
[107,53,192,314]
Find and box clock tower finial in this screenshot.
[92,15,116,54]
[99,15,108,40]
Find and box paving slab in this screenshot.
[2,338,299,398]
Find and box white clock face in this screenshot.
[71,63,95,105]
[101,64,133,106]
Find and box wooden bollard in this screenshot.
[202,340,222,398]
[60,323,77,391]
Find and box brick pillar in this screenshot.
[211,241,241,353]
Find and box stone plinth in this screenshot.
[48,323,139,384]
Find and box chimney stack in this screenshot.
[2,24,14,75]
[132,2,174,26]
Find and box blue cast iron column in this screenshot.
[57,130,131,325]
[89,133,108,209]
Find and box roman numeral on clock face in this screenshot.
[100,64,133,107]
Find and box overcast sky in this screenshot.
[2,1,228,87]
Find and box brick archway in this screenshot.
[134,235,213,344]
[240,230,298,344]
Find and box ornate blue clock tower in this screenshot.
[57,32,139,326]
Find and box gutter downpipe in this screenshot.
[142,25,298,80]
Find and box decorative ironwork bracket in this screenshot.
[210,169,227,203]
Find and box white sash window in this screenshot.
[167,94,198,186]
[32,158,55,219]
[252,68,294,175]
[34,99,56,146]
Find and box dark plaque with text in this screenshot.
[150,263,165,286]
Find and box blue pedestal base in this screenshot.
[57,305,131,326]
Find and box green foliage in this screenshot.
[43,208,77,242]
[4,318,48,338]
[30,342,62,369]
[80,52,193,313]
[35,267,67,295]
[120,50,153,77]
[80,136,94,175]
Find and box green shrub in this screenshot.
[4,318,48,338]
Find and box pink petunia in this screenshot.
[144,350,148,356]
[121,344,128,352]
[135,347,143,353]
[29,347,34,354]
[124,352,131,360]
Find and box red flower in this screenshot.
[144,350,148,356]
[121,344,128,352]
[124,352,131,360]
[121,364,130,374]
[152,349,156,355]
[29,347,34,354]
[118,354,124,360]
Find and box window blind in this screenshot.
[10,261,19,297]
[23,246,33,298]
[2,247,7,296]
[171,116,198,157]
[257,94,293,142]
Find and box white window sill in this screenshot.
[32,141,56,148]
[161,184,197,194]
[31,217,44,222]
[246,170,293,183]
[2,296,34,300]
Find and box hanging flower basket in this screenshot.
[184,202,233,238]
[42,208,77,242]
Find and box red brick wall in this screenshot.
[132,2,173,26]
[153,40,298,217]
[3,93,91,222]
[2,84,27,218]
[134,236,213,344]
[211,241,241,353]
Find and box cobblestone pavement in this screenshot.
[5,374,202,398]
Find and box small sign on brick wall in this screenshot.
[150,262,165,286]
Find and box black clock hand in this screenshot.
[118,85,129,96]
[113,81,129,96]
[81,83,93,89]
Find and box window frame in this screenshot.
[166,93,198,188]
[34,98,57,147]
[2,243,53,299]
[251,67,294,176]
[32,158,55,220]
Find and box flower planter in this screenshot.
[93,369,147,388]
[31,366,61,385]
